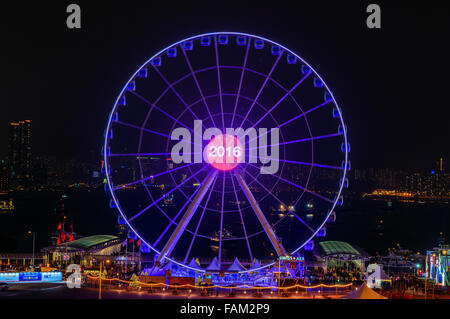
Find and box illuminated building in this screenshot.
[426,245,450,287]
[8,120,32,188]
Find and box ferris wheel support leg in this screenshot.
[155,170,218,265]
[236,172,287,257]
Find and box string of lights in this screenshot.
[86,274,353,290]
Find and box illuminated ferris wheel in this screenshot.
[103,32,349,273]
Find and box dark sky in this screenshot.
[1,1,449,169]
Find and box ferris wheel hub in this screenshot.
[206,133,243,171]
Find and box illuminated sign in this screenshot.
[0,272,62,282]
[280,255,304,262]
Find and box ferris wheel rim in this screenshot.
[103,31,349,273]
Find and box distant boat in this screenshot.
[163,193,174,205]
[211,228,233,242]
[305,200,315,211]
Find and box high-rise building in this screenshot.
[0,159,8,191]
[8,120,32,188]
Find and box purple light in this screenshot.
[103,32,349,274]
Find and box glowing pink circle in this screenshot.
[206,134,243,171]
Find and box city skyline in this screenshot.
[1,3,449,170]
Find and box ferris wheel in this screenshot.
[103,32,349,273]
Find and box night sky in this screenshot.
[1,1,449,169]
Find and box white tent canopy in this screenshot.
[227,258,246,272]
[206,257,221,271]
[188,257,202,270]
[342,283,387,299]
[250,259,261,270]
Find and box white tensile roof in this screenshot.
[227,257,246,272]
[206,257,221,271]
[342,283,387,299]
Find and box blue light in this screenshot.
[112,112,119,122]
[236,35,246,45]
[101,146,110,157]
[343,160,351,170]
[254,39,264,49]
[138,68,148,78]
[127,81,136,91]
[118,95,126,106]
[182,40,193,51]
[343,178,349,188]
[271,46,281,55]
[151,57,161,67]
[336,196,344,206]
[431,170,435,174]
[167,47,177,58]
[107,129,113,140]
[287,54,296,64]
[324,92,333,102]
[333,107,340,118]
[304,241,314,251]
[317,228,326,237]
[117,215,126,224]
[200,37,211,46]
[301,65,310,75]
[110,199,117,209]
[313,77,323,88]
[218,34,228,45]
[341,142,350,153]
[128,230,137,240]
[338,124,345,134]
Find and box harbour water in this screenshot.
[0,189,448,256]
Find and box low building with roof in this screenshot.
[43,235,125,266]
[307,240,371,272]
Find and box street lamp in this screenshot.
[27,231,35,269]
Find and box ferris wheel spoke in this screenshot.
[230,172,253,261]
[230,38,251,128]
[155,170,219,263]
[152,65,207,130]
[278,100,333,128]
[235,172,287,257]
[113,120,175,140]
[244,169,315,233]
[128,90,202,139]
[250,71,312,129]
[183,174,218,264]
[111,162,197,191]
[109,152,172,157]
[152,184,202,248]
[128,165,209,222]
[238,51,284,129]
[247,132,343,152]
[214,36,225,131]
[246,163,334,204]
[247,155,343,171]
[180,46,217,128]
[246,99,332,146]
[276,132,343,147]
